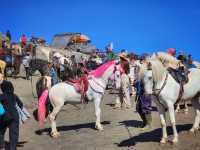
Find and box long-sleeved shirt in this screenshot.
[0,93,23,121]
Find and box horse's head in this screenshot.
[139,58,167,95]
[141,62,154,95]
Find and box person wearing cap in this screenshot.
[167,48,176,57]
[114,53,131,109]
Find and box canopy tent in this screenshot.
[70,34,90,43]
[51,33,80,49]
[51,32,96,54]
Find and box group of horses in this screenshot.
[36,51,200,145]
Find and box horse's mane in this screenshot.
[89,60,115,78]
[150,58,167,82]
[138,63,147,81]
[152,52,179,67]
[138,58,167,83]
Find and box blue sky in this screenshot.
[1,0,200,60]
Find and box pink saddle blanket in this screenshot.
[67,76,89,95]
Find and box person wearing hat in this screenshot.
[114,53,131,109]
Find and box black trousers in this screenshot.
[0,120,19,150]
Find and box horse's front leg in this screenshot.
[168,103,178,143]
[159,112,168,143]
[94,94,103,131]
[190,98,200,133]
[49,103,63,138]
[154,100,168,143]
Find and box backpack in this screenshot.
[0,103,5,116]
[0,102,14,128]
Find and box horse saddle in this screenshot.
[167,67,189,84]
[168,67,190,105]
[67,76,89,101]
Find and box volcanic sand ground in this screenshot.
[4,74,200,150]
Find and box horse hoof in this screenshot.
[95,125,104,131]
[189,128,195,133]
[171,137,178,144]
[190,128,199,136]
[175,109,179,113]
[184,110,188,114]
[51,132,60,138]
[160,138,167,144]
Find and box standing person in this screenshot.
[0,81,23,150]
[106,42,116,61]
[135,54,152,130]
[22,52,31,80]
[128,53,138,96]
[20,34,27,49]
[48,62,59,86]
[114,53,131,109]
[187,54,196,69]
[70,55,78,78]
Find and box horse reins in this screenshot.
[153,73,168,97]
[151,73,168,109]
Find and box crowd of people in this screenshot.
[0,30,198,149]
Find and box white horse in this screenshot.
[139,54,200,144]
[153,52,190,114]
[48,60,117,138]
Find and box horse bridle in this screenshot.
[152,73,168,97]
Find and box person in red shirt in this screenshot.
[20,34,27,48]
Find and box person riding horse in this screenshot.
[166,49,189,83]
[176,52,189,83]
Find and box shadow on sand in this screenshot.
[118,120,144,128]
[116,123,192,148]
[35,121,111,136]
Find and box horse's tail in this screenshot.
[36,76,48,98]
[37,89,49,126]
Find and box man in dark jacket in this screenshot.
[0,81,23,150]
